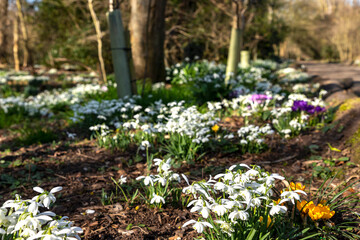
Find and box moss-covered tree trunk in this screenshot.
[129,0,167,83]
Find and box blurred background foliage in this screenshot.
[0,0,360,72]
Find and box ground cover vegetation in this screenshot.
[1,59,360,239]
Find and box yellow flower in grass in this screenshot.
[212,124,220,133]
[290,182,306,191]
[273,198,285,206]
[296,200,314,214]
[308,203,335,221]
[308,205,324,221]
[318,204,335,220]
[259,215,272,228]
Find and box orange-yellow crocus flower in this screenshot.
[212,124,220,132]
[290,182,306,191]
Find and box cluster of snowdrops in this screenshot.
[113,158,343,239]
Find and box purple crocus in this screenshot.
[292,100,325,114]
[249,94,272,104]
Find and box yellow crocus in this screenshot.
[259,215,272,228]
[297,200,314,214]
[212,124,220,132]
[308,203,335,221]
[290,182,306,191]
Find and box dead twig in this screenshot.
[262,154,297,165]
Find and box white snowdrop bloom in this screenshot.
[153,158,163,166]
[240,139,248,145]
[319,89,328,97]
[28,201,39,215]
[245,169,260,179]
[229,210,249,222]
[237,189,253,204]
[214,182,227,192]
[0,208,8,226]
[191,204,211,219]
[13,215,42,232]
[214,170,234,181]
[269,201,288,216]
[168,173,181,183]
[224,200,237,210]
[187,198,206,208]
[255,184,269,195]
[85,209,95,215]
[32,186,62,209]
[66,132,76,139]
[97,115,107,120]
[182,220,213,233]
[136,175,154,186]
[22,228,40,238]
[140,140,151,150]
[281,129,292,135]
[133,105,142,112]
[215,220,235,236]
[118,175,127,185]
[233,174,249,187]
[281,190,306,204]
[259,173,284,186]
[183,184,210,198]
[212,203,228,216]
[150,194,165,204]
[224,133,234,139]
[154,175,167,186]
[250,197,266,207]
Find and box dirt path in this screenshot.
[304,62,360,83]
[302,61,360,102]
[301,62,360,167]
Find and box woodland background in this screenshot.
[0,0,360,75]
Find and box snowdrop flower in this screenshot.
[118,175,127,185]
[229,209,250,221]
[66,132,76,139]
[183,184,208,198]
[240,139,248,145]
[136,175,154,186]
[281,190,306,204]
[214,182,228,192]
[154,175,167,186]
[86,209,95,215]
[32,186,62,209]
[150,194,165,204]
[211,203,228,216]
[215,220,235,236]
[97,115,107,120]
[269,200,288,216]
[168,173,181,183]
[140,140,151,150]
[191,204,211,218]
[182,220,213,233]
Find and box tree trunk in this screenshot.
[0,0,8,64]
[16,0,30,68]
[107,10,133,98]
[129,0,167,83]
[88,0,107,84]
[13,15,20,71]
